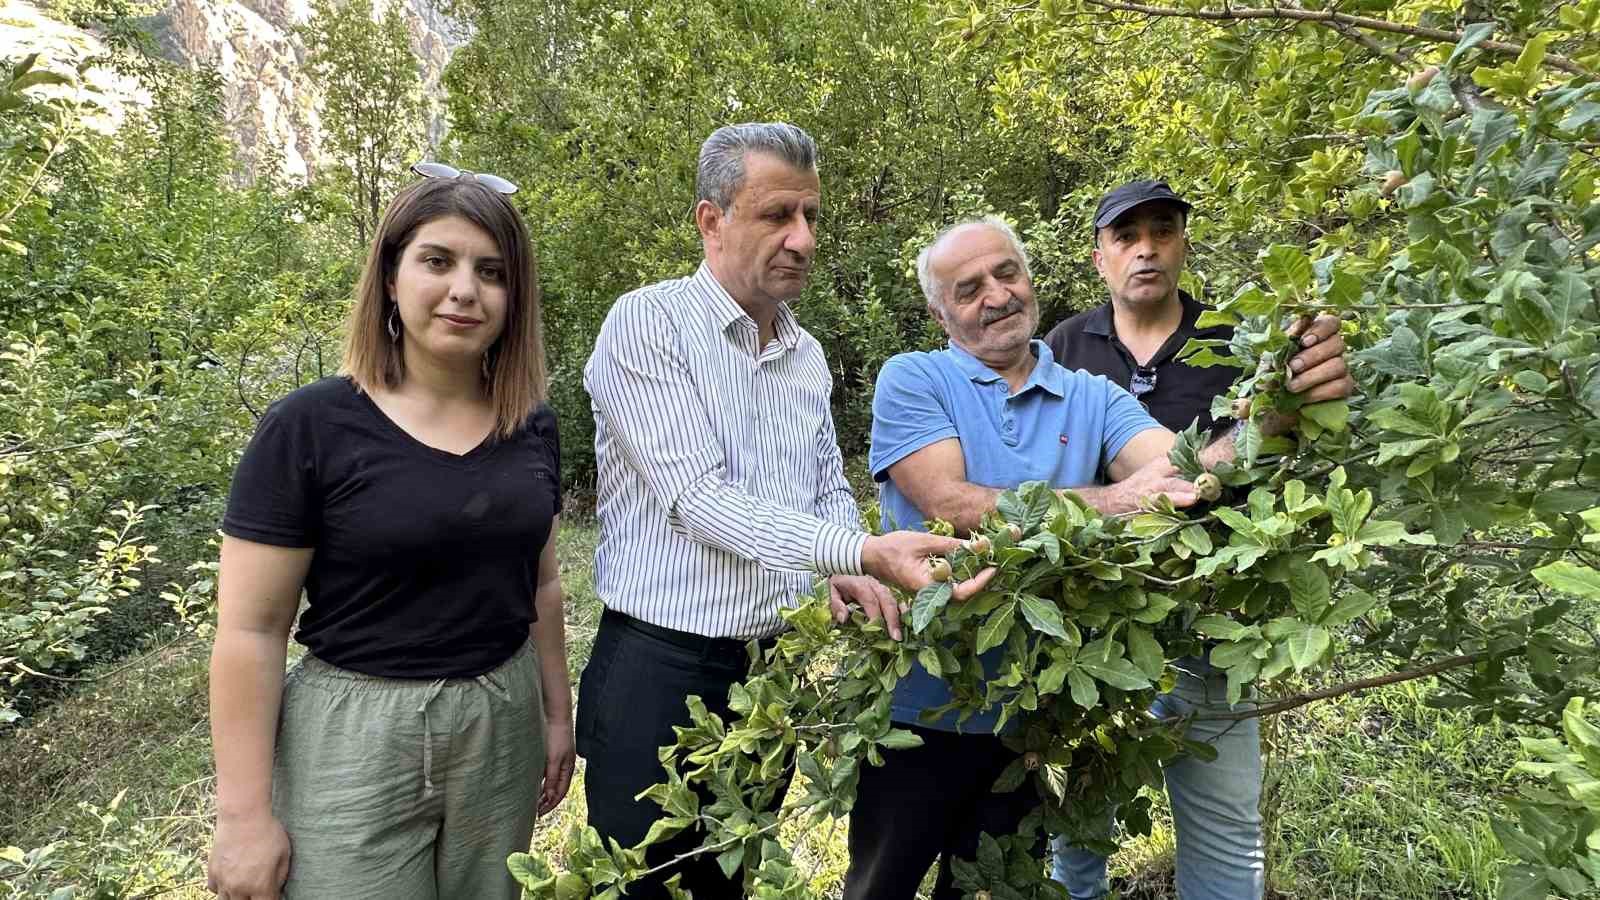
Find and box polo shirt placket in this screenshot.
[1043,290,1238,435]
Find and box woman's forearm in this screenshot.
[210,628,290,819]
[532,581,572,723]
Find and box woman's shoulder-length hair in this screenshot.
[341,176,548,440]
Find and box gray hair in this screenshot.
[696,122,818,211]
[915,215,1032,310]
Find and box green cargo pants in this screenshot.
[272,640,545,899]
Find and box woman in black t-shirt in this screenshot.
[206,168,573,900]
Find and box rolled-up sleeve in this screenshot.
[584,292,865,576]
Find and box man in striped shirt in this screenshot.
[578,122,991,898]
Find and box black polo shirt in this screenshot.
[1042,291,1237,435]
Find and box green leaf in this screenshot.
[1287,624,1332,671]
[1131,592,1179,624]
[1322,589,1378,626]
[1534,562,1600,600]
[1038,655,1070,695]
[1126,625,1165,680]
[10,70,73,91]
[1491,817,1549,864]
[877,728,925,750]
[1288,563,1331,620]
[1019,593,1069,640]
[1446,22,1496,69]
[976,599,1017,653]
[1193,614,1250,641]
[1195,309,1240,329]
[911,581,953,634]
[1226,283,1278,316]
[1179,524,1213,556]
[1298,400,1348,433]
[1322,268,1365,309]
[1077,654,1151,691]
[1515,142,1571,195]
[1548,269,1589,333]
[917,646,943,677]
[1261,245,1313,300]
[1354,519,1433,546]
[1067,668,1099,709]
[1496,864,1551,900]
[10,52,40,81]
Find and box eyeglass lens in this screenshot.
[410,162,518,195]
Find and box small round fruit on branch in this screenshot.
[1194,472,1223,502]
[927,557,952,582]
[1407,65,1439,92]
[1380,170,1409,198]
[1006,523,1023,542]
[966,534,993,556]
[1023,751,1042,771]
[1232,395,1253,421]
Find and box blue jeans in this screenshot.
[1050,658,1264,900]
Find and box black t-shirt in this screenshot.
[222,377,562,679]
[1043,291,1238,435]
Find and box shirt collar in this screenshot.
[693,261,801,352]
[947,339,1066,398]
[1082,290,1219,339]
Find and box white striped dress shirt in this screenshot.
[583,262,867,639]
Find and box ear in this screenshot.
[1091,245,1106,280]
[694,200,724,249]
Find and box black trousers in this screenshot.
[577,608,782,899]
[843,725,1042,900]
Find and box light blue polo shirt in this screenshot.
[869,339,1161,733]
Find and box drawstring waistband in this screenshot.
[415,670,515,801]
[417,678,447,800]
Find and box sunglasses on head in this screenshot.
[411,161,518,195]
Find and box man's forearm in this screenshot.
[675,472,866,575]
[1199,423,1239,469]
[907,481,1002,536]
[1062,483,1141,516]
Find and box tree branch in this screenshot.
[1160,651,1492,723]
[1080,0,1594,77]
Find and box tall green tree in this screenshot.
[298,0,428,248]
[441,0,1109,486]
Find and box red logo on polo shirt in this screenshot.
[1059,434,1069,445]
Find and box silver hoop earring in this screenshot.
[386,305,400,343]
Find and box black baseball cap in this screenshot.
[1092,179,1192,233]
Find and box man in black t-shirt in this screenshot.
[1042,180,1353,900]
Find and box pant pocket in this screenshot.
[575,624,618,756]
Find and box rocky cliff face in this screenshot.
[0,0,459,180]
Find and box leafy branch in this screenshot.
[1077,0,1595,76]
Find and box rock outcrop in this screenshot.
[0,0,459,180]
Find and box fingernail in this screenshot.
[1290,358,1304,372]
[1302,333,1319,346]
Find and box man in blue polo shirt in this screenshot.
[841,215,1350,900]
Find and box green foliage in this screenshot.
[297,0,429,248]
[511,15,1600,896]
[439,0,1099,485]
[0,789,202,898]
[1,40,352,721]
